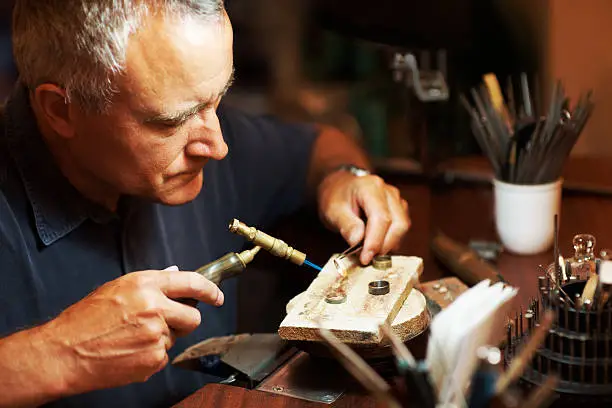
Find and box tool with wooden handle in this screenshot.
[431,231,507,286]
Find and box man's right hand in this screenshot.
[41,269,224,395]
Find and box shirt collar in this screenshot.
[4,84,117,246]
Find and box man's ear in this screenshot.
[31,84,76,139]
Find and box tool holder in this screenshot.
[505,276,612,403]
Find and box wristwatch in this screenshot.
[333,164,372,177]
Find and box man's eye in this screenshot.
[158,120,184,129]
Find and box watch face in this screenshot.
[332,164,371,178]
[352,168,370,177]
[345,165,370,177]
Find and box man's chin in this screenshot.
[156,172,204,206]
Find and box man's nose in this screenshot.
[186,110,228,160]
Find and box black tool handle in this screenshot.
[431,232,506,286]
[402,366,437,408]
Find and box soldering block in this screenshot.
[278,255,427,345]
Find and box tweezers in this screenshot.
[338,242,364,260]
[333,242,364,276]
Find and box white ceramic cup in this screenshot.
[493,178,562,255]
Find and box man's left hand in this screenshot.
[317,170,411,265]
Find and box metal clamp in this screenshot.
[391,51,449,102]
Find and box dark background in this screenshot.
[0,1,15,99]
[0,0,532,162]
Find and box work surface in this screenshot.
[174,177,612,407]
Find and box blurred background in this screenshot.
[222,0,612,176]
[1,0,611,168]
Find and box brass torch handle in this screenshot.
[194,247,261,285]
[178,247,260,307]
[195,253,246,286]
[228,219,307,266]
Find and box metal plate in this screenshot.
[221,334,293,381]
[257,352,348,404]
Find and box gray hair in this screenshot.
[12,0,225,113]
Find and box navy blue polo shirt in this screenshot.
[0,85,317,407]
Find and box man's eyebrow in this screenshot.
[144,68,235,124]
[220,67,235,98]
[144,102,208,124]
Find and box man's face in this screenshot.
[67,11,234,205]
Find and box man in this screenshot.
[0,1,410,407]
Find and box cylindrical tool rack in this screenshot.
[505,279,612,403]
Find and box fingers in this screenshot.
[325,202,365,246]
[380,187,411,254]
[157,271,224,307]
[358,177,393,264]
[163,329,176,350]
[157,271,222,336]
[139,318,174,353]
[162,300,202,337]
[351,178,410,264]
[123,270,222,339]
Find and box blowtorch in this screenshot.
[228,218,322,272]
[191,219,322,287]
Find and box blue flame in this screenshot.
[303,259,322,272]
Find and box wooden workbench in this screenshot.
[174,176,612,408]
